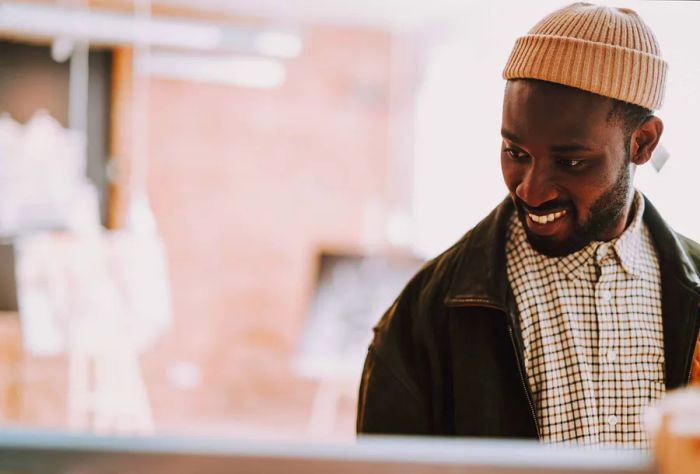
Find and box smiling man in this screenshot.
[501,80,658,258]
[357,3,700,447]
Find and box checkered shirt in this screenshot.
[505,192,665,448]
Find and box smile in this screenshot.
[528,210,567,224]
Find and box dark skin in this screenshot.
[500,79,664,257]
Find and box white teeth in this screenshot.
[528,210,567,224]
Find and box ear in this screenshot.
[630,116,663,166]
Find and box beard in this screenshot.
[514,159,633,257]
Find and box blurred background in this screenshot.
[0,0,698,442]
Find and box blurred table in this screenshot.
[0,428,656,474]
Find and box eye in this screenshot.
[558,159,584,168]
[504,147,528,161]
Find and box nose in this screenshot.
[515,162,559,209]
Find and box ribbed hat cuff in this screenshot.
[503,34,668,110]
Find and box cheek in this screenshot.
[500,158,520,193]
[578,165,621,207]
[569,185,602,223]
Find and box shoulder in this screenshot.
[371,198,512,347]
[372,235,468,340]
[365,231,478,404]
[642,194,700,278]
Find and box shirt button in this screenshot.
[600,290,612,302]
[596,244,610,259]
[606,350,617,362]
[607,415,618,427]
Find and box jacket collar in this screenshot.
[444,194,700,310]
[642,197,700,388]
[443,197,514,310]
[644,197,700,291]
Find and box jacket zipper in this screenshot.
[507,324,541,438]
[446,297,540,438]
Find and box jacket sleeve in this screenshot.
[679,235,700,386]
[356,281,435,435]
[356,346,432,435]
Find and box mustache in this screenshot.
[515,197,571,214]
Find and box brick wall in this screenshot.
[112,26,394,438]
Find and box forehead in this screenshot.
[502,80,615,144]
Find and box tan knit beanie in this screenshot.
[502,2,667,110]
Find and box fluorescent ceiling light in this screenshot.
[0,2,222,49]
[0,2,303,58]
[137,52,287,89]
[255,32,303,58]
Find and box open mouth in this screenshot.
[524,208,570,237]
[527,209,567,225]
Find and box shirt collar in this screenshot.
[557,191,646,281]
[612,191,646,278]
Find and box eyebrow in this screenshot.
[549,143,594,153]
[501,128,521,143]
[501,128,594,153]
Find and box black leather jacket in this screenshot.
[357,196,700,438]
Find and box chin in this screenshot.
[524,230,588,257]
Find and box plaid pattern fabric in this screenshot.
[505,192,665,448]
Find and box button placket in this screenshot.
[595,249,619,437]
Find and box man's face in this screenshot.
[501,80,634,257]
